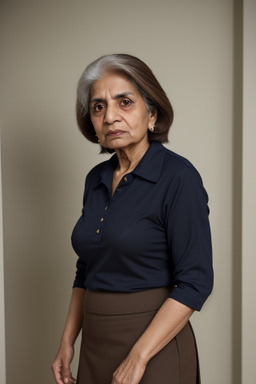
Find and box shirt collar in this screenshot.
[131,141,165,182]
[93,141,165,189]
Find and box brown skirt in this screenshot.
[77,288,200,384]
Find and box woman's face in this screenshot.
[89,72,157,152]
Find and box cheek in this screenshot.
[132,115,150,133]
[90,117,101,132]
[130,111,148,126]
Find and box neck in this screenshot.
[115,141,150,174]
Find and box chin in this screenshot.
[103,140,130,150]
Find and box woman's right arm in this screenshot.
[52,287,85,384]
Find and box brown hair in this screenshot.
[76,54,174,153]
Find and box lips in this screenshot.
[107,130,125,137]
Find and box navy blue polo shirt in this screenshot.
[71,142,213,311]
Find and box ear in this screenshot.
[148,108,158,128]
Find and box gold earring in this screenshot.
[149,126,155,132]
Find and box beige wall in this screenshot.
[0,134,6,384]
[242,1,256,383]
[0,0,246,383]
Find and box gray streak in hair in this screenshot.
[77,54,154,115]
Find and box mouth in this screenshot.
[106,130,125,137]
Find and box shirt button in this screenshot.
[96,229,100,234]
[105,206,108,211]
[100,218,104,222]
[123,177,128,182]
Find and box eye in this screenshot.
[94,103,105,112]
[91,103,105,115]
[120,98,132,107]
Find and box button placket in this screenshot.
[95,174,134,239]
[95,175,133,238]
[95,202,110,238]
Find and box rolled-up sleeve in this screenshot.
[165,166,214,311]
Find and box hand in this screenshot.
[111,351,147,384]
[51,344,76,384]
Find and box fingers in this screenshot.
[63,376,76,384]
[111,356,146,384]
[59,357,76,384]
[62,362,72,383]
[51,357,64,384]
[51,356,76,384]
[52,364,76,384]
[52,345,76,384]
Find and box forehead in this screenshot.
[90,72,141,98]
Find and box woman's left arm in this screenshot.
[111,297,194,384]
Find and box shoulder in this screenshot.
[158,145,209,203]
[160,145,202,182]
[85,155,116,184]
[87,159,109,178]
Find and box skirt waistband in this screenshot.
[84,287,172,315]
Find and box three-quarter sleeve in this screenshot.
[165,166,213,311]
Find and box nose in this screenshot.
[104,103,120,125]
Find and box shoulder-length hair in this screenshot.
[76,54,174,153]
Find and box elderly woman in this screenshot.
[52,54,213,384]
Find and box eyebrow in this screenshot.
[90,92,134,103]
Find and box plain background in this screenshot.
[0,0,255,383]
